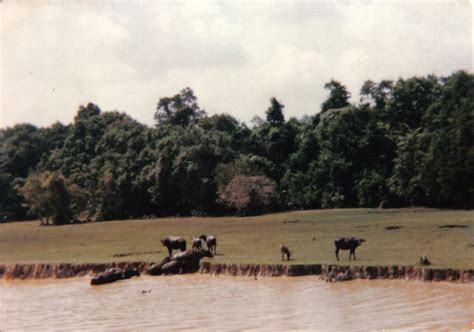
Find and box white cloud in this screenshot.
[1,0,471,128]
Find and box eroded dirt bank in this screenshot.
[1,262,472,283]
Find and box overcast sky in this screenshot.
[1,0,472,128]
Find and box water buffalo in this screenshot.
[147,250,214,275]
[161,236,187,256]
[199,234,217,254]
[191,237,202,251]
[334,237,366,261]
[91,267,140,285]
[420,255,431,266]
[280,244,291,261]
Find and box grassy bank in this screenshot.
[0,208,472,269]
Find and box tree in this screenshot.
[265,97,285,126]
[0,124,45,178]
[385,75,441,130]
[217,175,279,215]
[20,172,72,225]
[198,113,251,152]
[390,71,474,207]
[321,80,351,113]
[360,80,393,110]
[154,87,206,127]
[0,173,24,220]
[215,154,270,192]
[148,125,235,215]
[249,99,297,182]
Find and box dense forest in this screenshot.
[1,71,472,224]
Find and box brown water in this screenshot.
[0,276,473,331]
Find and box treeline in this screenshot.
[1,71,472,224]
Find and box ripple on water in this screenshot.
[0,276,473,331]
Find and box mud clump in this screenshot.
[0,262,472,284]
[385,225,403,231]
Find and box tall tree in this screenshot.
[155,87,206,127]
[321,80,351,113]
[385,75,441,130]
[360,80,393,110]
[265,97,285,126]
[0,124,45,178]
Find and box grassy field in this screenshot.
[0,208,472,269]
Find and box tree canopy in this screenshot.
[1,71,472,223]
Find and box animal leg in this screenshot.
[335,248,340,261]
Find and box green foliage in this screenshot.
[265,97,285,126]
[1,71,472,222]
[0,124,45,178]
[0,173,24,219]
[250,105,297,181]
[360,80,393,110]
[389,71,474,207]
[385,75,442,131]
[19,172,72,225]
[321,80,351,113]
[154,87,206,127]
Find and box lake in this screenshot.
[1,275,472,330]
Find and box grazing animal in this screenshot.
[420,255,431,266]
[191,237,202,251]
[91,268,140,285]
[161,236,187,256]
[280,244,291,261]
[199,234,217,254]
[334,237,366,261]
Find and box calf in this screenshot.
[161,236,187,256]
[191,237,202,251]
[420,255,431,266]
[200,234,217,254]
[334,237,366,261]
[280,244,291,261]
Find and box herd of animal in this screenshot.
[161,234,368,262]
[161,234,217,257]
[91,235,368,285]
[91,233,432,285]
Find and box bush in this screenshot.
[217,175,279,215]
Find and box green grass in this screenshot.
[0,208,473,269]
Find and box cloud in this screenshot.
[1,1,471,128]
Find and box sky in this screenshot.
[1,0,472,128]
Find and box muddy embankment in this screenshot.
[1,262,473,283]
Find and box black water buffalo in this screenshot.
[334,237,366,261]
[420,255,431,266]
[161,236,187,256]
[91,267,140,285]
[199,234,217,254]
[280,244,291,261]
[191,237,202,251]
[147,250,214,275]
